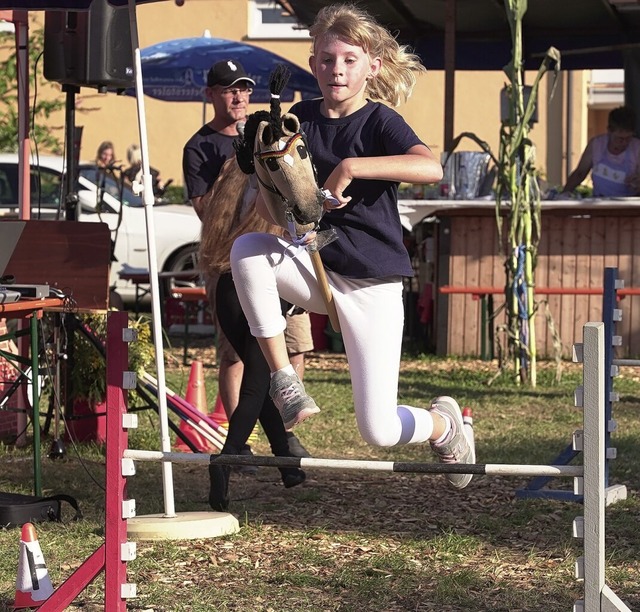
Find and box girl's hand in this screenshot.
[323,160,353,211]
[321,189,340,208]
[284,229,317,246]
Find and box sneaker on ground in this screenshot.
[269,370,320,429]
[429,396,476,489]
[280,467,306,488]
[286,432,311,458]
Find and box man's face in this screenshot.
[207,82,253,123]
[608,129,634,155]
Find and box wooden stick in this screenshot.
[307,241,340,333]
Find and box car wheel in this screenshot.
[162,244,201,298]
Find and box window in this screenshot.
[78,165,142,208]
[0,166,16,206]
[247,0,310,40]
[33,167,63,209]
[0,163,63,218]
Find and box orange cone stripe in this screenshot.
[21,522,36,543]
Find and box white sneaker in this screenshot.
[269,370,320,429]
[429,396,476,489]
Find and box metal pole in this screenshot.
[63,85,80,221]
[127,0,176,518]
[566,71,574,182]
[30,314,41,496]
[443,0,456,152]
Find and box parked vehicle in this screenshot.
[0,154,201,301]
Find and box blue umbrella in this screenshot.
[133,35,320,104]
[1,0,159,7]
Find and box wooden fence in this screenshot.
[433,204,640,358]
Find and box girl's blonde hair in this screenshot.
[127,143,142,166]
[309,3,425,107]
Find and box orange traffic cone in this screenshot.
[210,393,228,429]
[185,360,207,413]
[14,523,54,609]
[174,360,216,453]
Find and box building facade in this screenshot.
[7,1,619,195]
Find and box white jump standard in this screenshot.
[43,313,631,611]
[122,321,632,612]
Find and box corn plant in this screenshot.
[496,0,560,386]
[445,2,560,386]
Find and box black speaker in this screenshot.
[44,0,134,91]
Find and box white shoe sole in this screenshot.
[285,405,320,429]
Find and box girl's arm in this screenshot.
[323,144,442,209]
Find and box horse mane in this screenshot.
[234,110,270,175]
[198,158,280,277]
[234,64,291,176]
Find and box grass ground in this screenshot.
[0,335,638,611]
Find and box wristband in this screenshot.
[321,188,340,208]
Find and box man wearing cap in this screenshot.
[183,59,255,220]
[182,60,313,474]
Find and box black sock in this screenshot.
[208,463,230,511]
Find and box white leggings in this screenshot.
[230,232,435,447]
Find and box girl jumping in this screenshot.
[230,3,475,489]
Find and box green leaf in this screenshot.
[0,26,64,154]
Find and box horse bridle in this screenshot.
[253,131,323,240]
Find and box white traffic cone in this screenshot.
[462,407,476,452]
[14,522,54,609]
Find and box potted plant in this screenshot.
[64,312,154,443]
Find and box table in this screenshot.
[0,297,64,496]
[117,269,151,316]
[118,268,201,317]
[169,286,209,365]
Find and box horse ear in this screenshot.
[281,113,301,137]
[258,121,278,147]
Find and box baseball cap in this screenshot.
[207,60,256,88]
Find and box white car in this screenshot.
[0,153,201,301]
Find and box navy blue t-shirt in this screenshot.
[290,99,423,279]
[182,125,237,199]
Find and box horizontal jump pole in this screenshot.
[439,285,640,297]
[123,449,583,478]
[613,358,640,367]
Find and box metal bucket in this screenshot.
[440,152,492,199]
